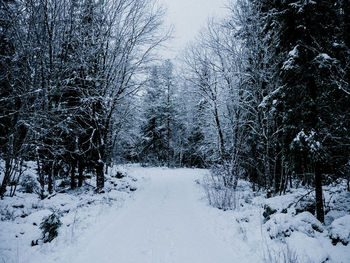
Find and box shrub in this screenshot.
[263,205,277,223]
[295,197,315,215]
[20,174,40,194]
[263,243,299,263]
[265,212,323,240]
[202,166,238,210]
[40,212,62,243]
[329,215,350,245]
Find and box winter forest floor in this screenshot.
[1,166,350,263]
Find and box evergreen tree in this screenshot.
[140,66,168,165]
[269,0,350,222]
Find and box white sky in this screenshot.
[160,0,228,60]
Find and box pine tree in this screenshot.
[270,0,349,222]
[140,66,168,165]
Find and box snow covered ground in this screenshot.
[1,166,349,263]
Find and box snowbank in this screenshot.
[0,164,139,263]
[265,212,323,239]
[329,215,350,245]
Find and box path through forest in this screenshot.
[61,168,252,263]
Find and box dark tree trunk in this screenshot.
[48,161,54,194]
[274,157,281,194]
[289,171,293,189]
[105,164,109,175]
[214,104,225,161]
[96,162,104,189]
[315,165,324,223]
[70,160,76,189]
[78,159,84,187]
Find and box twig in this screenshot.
[287,189,314,209]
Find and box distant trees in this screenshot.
[139,65,168,164]
[138,60,185,167]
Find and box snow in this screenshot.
[265,212,323,240]
[0,164,137,263]
[229,181,350,263]
[282,45,299,71]
[38,167,258,263]
[291,129,322,154]
[329,215,350,245]
[1,166,350,263]
[318,53,332,61]
[314,53,336,69]
[258,87,281,109]
[26,210,52,225]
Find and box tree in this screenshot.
[0,0,29,197]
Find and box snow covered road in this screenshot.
[4,167,349,263]
[55,167,250,263]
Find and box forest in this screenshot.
[1,0,349,232]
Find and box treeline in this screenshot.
[183,0,350,222]
[0,0,168,198]
[114,60,209,168]
[119,0,350,222]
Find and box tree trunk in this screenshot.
[48,161,54,194]
[289,171,293,189]
[105,163,109,175]
[214,104,225,160]
[78,159,84,187]
[167,83,171,168]
[167,115,170,168]
[0,158,11,198]
[96,162,104,189]
[36,158,45,199]
[315,165,324,223]
[274,156,281,194]
[70,160,76,189]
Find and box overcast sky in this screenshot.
[160,0,228,60]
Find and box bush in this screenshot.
[40,212,62,243]
[202,166,238,210]
[265,212,323,240]
[263,243,299,263]
[329,215,350,245]
[20,174,40,194]
[295,197,315,215]
[263,205,277,223]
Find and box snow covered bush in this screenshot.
[263,205,277,223]
[20,173,40,194]
[203,168,237,210]
[263,243,299,263]
[294,197,315,215]
[40,212,62,243]
[329,215,350,245]
[294,212,324,234]
[265,212,323,240]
